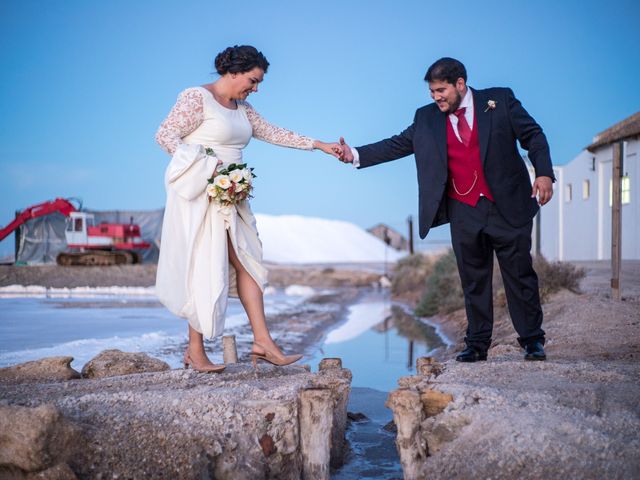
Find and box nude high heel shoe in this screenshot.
[250,342,303,367]
[183,349,226,373]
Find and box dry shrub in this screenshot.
[391,253,435,298]
[533,255,585,302]
[415,249,464,317]
[409,252,583,319]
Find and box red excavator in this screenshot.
[0,198,151,266]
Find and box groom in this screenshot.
[340,57,554,362]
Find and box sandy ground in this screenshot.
[0,263,383,289]
[415,260,640,479]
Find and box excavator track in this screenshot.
[56,250,139,266]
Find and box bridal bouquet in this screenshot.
[206,159,256,206]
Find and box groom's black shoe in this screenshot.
[455,347,488,363]
[524,341,546,361]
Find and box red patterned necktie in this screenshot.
[454,108,471,147]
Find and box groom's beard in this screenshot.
[442,91,463,114]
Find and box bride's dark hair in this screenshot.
[214,45,270,75]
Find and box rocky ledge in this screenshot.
[0,353,352,480]
[386,269,640,480]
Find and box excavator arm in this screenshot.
[0,198,78,242]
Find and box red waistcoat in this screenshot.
[446,113,494,206]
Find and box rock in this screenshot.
[258,433,276,457]
[0,404,80,473]
[397,375,423,389]
[0,357,81,384]
[0,462,78,480]
[80,349,170,379]
[26,463,78,479]
[347,411,369,423]
[416,357,444,377]
[382,420,397,433]
[422,413,471,455]
[420,389,454,418]
[0,364,351,479]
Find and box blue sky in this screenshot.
[1,0,639,257]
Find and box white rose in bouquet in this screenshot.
[229,170,244,183]
[206,184,218,197]
[214,175,231,189]
[242,168,253,182]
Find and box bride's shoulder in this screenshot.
[178,86,206,97]
[170,87,206,110]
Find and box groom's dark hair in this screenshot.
[424,58,467,85]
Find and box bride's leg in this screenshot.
[187,324,209,361]
[226,235,283,354]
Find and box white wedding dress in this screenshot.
[155,86,314,338]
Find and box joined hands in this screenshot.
[339,137,354,163]
[312,138,354,164]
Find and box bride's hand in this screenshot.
[211,159,223,178]
[313,140,344,160]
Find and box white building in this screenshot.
[538,111,639,261]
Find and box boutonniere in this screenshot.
[484,100,497,112]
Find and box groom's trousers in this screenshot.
[447,197,545,352]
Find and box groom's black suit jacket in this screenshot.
[357,87,554,239]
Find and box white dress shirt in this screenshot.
[449,88,474,143]
[351,88,474,166]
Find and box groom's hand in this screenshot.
[339,137,354,163]
[532,176,553,206]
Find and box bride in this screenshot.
[155,45,342,372]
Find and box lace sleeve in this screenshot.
[243,102,314,150]
[155,88,205,155]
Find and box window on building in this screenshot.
[565,183,572,202]
[582,180,590,200]
[622,176,631,204]
[609,176,631,206]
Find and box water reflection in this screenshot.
[308,294,447,480]
[381,305,446,369]
[307,293,446,393]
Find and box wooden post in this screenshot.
[318,358,342,371]
[299,388,333,480]
[385,389,427,479]
[316,359,351,469]
[407,216,414,255]
[611,142,622,301]
[222,335,238,364]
